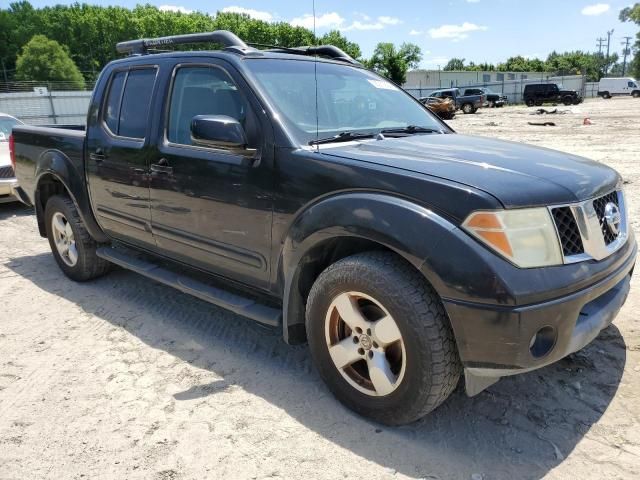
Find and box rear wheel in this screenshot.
[525,99,535,107]
[45,195,111,282]
[602,91,611,99]
[306,252,461,425]
[462,103,474,114]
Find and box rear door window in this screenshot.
[103,68,157,139]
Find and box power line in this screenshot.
[621,36,632,76]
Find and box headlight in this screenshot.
[462,208,563,268]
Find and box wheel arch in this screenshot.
[277,193,458,344]
[34,150,108,242]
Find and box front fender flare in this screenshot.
[279,192,459,343]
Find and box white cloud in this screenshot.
[291,13,401,31]
[428,22,488,41]
[344,20,385,31]
[409,29,423,35]
[222,6,273,22]
[581,3,610,16]
[466,0,481,3]
[378,16,402,25]
[159,5,193,14]
[291,12,344,29]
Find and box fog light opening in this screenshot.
[529,326,556,358]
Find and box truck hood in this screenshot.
[320,133,619,208]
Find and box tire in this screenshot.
[632,91,640,98]
[44,195,111,282]
[488,101,495,108]
[525,99,535,107]
[306,251,461,425]
[534,99,543,106]
[603,91,611,99]
[562,96,573,106]
[462,103,474,114]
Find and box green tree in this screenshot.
[366,42,422,84]
[15,34,84,88]
[443,58,465,71]
[319,30,362,60]
[497,55,546,72]
[545,50,614,81]
[620,3,640,78]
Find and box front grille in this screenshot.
[0,165,14,179]
[592,191,619,245]
[552,207,584,255]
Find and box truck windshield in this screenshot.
[245,59,444,145]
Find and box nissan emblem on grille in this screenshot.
[604,202,621,236]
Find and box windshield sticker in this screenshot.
[367,79,398,91]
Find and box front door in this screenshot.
[86,67,158,248]
[150,62,274,290]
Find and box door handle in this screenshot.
[150,158,173,174]
[89,148,106,162]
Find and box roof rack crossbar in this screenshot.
[116,30,249,55]
[252,44,360,65]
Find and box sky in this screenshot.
[27,0,638,69]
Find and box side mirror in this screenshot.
[190,115,252,153]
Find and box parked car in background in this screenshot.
[598,77,640,98]
[463,87,507,108]
[0,113,23,204]
[428,88,484,114]
[419,96,456,119]
[523,83,583,106]
[12,31,637,425]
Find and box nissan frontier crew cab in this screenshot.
[11,31,636,426]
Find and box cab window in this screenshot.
[167,65,257,147]
[103,68,157,139]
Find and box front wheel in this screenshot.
[306,252,461,425]
[632,91,640,98]
[45,195,111,282]
[563,96,574,106]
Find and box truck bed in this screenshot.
[12,124,86,207]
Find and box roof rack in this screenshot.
[115,30,360,65]
[116,30,253,55]
[262,45,360,65]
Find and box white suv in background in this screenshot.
[0,113,23,204]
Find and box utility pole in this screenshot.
[621,36,632,76]
[597,37,606,78]
[605,29,614,76]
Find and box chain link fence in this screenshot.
[0,81,95,125]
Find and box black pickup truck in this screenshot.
[11,31,636,425]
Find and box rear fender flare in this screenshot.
[34,149,108,242]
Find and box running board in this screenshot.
[96,247,281,327]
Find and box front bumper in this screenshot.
[0,177,20,203]
[444,239,636,395]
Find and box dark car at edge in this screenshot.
[10,31,636,425]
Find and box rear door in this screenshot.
[86,66,158,248]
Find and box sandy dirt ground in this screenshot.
[1,98,639,480]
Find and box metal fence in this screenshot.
[404,75,595,104]
[0,81,94,125]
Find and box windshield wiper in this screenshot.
[380,125,444,135]
[309,131,376,146]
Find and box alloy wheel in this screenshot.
[324,291,406,397]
